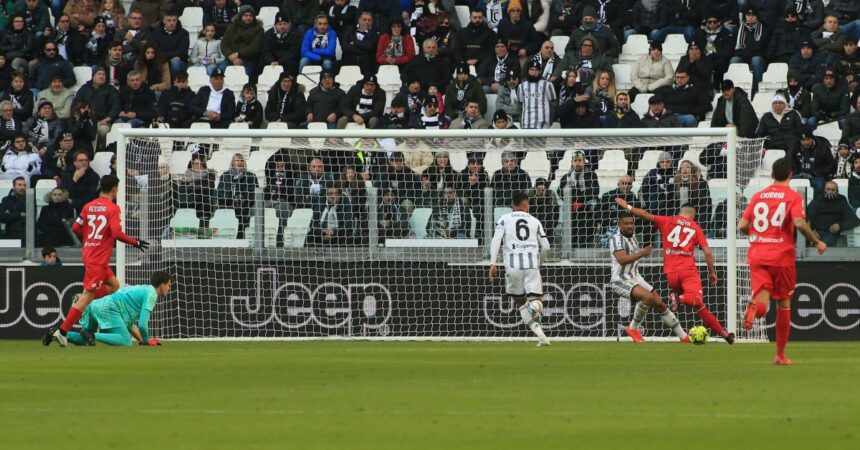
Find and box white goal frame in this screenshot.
[116,127,740,339]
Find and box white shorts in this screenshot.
[506,268,543,297]
[611,276,654,300]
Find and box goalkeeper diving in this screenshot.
[51,272,173,347]
[488,191,551,346]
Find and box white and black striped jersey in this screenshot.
[490,211,551,270]
[610,231,643,283]
[513,79,556,129]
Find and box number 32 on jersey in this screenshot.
[87,214,108,240]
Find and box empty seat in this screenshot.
[169,151,193,175]
[92,152,113,177]
[751,93,775,117]
[485,94,498,122]
[620,34,648,63]
[35,178,58,208]
[286,208,313,247]
[170,208,201,237]
[377,65,402,92]
[662,34,688,58]
[224,65,249,92]
[612,63,633,90]
[187,66,209,91]
[180,7,203,34]
[759,63,788,93]
[258,6,279,31]
[209,209,239,239]
[72,66,91,91]
[306,122,328,148]
[338,65,364,88]
[597,149,628,174]
[631,93,652,116]
[757,149,785,176]
[247,208,279,247]
[208,150,238,174]
[408,208,433,239]
[815,121,841,143]
[257,64,282,92]
[550,35,569,54]
[725,63,753,92]
[521,151,550,178]
[454,5,470,28]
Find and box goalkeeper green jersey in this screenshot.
[105,284,158,328]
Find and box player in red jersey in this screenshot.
[738,157,827,365]
[43,175,149,347]
[615,197,735,344]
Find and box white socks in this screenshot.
[631,302,651,329]
[660,309,687,339]
[519,303,548,343]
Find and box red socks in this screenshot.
[93,285,109,299]
[59,307,83,334]
[754,301,768,318]
[776,308,791,358]
[697,306,728,338]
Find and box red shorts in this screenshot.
[82,265,115,292]
[750,265,796,300]
[665,268,702,297]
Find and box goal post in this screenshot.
[116,126,764,341]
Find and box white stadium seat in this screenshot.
[620,34,648,63]
[662,34,688,59]
[210,209,240,239]
[286,208,313,247]
[725,63,753,93]
[224,65,249,92]
[757,149,785,176]
[815,121,841,143]
[613,63,633,90]
[408,208,433,239]
[170,209,201,235]
[92,152,114,177]
[73,66,91,91]
[169,151,193,175]
[247,208,279,247]
[180,7,203,36]
[259,6,279,31]
[631,93,652,117]
[454,5,470,28]
[550,35,569,54]
[187,66,209,91]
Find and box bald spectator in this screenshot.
[807,181,859,246]
[294,157,335,208]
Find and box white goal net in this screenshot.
[116,128,766,341]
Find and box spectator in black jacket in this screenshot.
[260,12,303,76]
[848,157,860,209]
[117,70,157,128]
[234,84,263,129]
[497,2,542,58]
[0,176,27,242]
[731,8,768,92]
[0,13,35,75]
[492,151,532,207]
[530,177,559,243]
[649,0,701,43]
[641,151,676,218]
[807,181,860,246]
[310,186,356,245]
[674,160,712,231]
[812,68,851,124]
[72,67,119,150]
[147,9,190,74]
[695,11,733,88]
[61,151,100,214]
[1,74,34,124]
[676,41,714,92]
[305,70,346,128]
[786,69,816,127]
[841,96,860,145]
[756,93,804,151]
[374,152,420,208]
[789,40,829,90]
[457,9,496,72]
[628,0,666,42]
[458,156,489,239]
[68,101,97,155]
[215,153,258,238]
[265,72,307,128]
[42,132,75,181]
[173,153,215,227]
[358,0,400,35]
[378,187,407,241]
[793,130,834,194]
[189,67,236,128]
[30,41,76,91]
[595,174,639,238]
[204,0,237,38]
[710,80,758,138]
[405,38,452,92]
[340,11,379,77]
[157,71,195,128]
[263,156,293,244]
[338,75,386,129]
[605,91,641,128]
[796,0,826,37]
[558,149,598,246]
[37,187,75,247]
[654,68,712,127]
[767,9,802,64]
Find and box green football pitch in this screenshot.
[2,340,857,449]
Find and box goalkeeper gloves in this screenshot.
[139,338,161,346]
[134,239,150,251]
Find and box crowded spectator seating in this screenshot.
[3,0,860,256]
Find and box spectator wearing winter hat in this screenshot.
[516,58,557,130]
[376,97,410,129]
[832,143,856,179]
[487,109,520,155]
[72,66,119,150]
[695,9,734,86]
[189,67,236,129]
[444,63,488,121]
[265,72,307,128]
[756,93,804,151]
[813,68,851,124]
[567,5,621,60]
[477,39,519,94]
[157,71,196,129]
[497,0,542,58]
[675,41,714,92]
[491,150,532,207]
[554,36,612,86]
[219,5,264,77]
[558,149,599,246]
[641,150,677,218]
[300,13,337,74]
[766,8,803,64]
[36,75,75,121]
[24,100,64,151]
[789,40,829,90]
[629,42,674,101]
[339,75,386,129]
[785,69,815,127]
[495,69,521,122]
[731,8,768,92]
[305,70,345,129]
[82,16,111,66]
[261,13,303,77]
[710,80,758,138]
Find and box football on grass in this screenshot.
[689,326,709,345]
